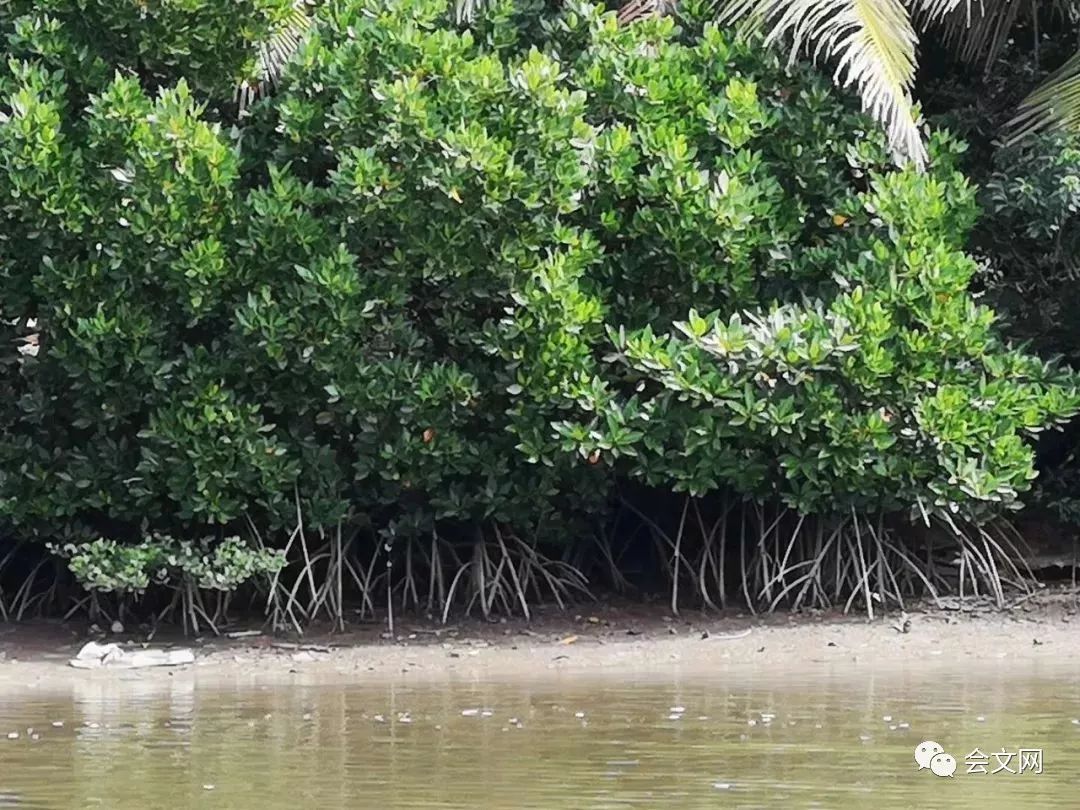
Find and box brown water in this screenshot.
[0,663,1078,809]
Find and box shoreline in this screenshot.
[1,588,1079,693]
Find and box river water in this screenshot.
[0,661,1077,808]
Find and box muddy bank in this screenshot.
[1,587,1079,691]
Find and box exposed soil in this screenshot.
[2,586,1080,691]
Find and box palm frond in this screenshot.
[1007,50,1080,144]
[932,0,1025,70]
[617,0,663,25]
[913,0,969,22]
[930,0,1072,72]
[454,0,486,24]
[717,0,926,168]
[236,0,314,115]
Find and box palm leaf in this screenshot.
[717,0,926,168]
[913,0,970,21]
[924,0,1077,144]
[1007,50,1080,143]
[931,0,1025,70]
[455,0,486,23]
[932,0,1074,71]
[617,0,663,24]
[236,0,314,115]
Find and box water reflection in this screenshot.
[0,663,1078,808]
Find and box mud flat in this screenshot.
[0,586,1078,691]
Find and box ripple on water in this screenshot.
[0,665,1077,808]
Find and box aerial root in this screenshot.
[1,497,1042,632]
[735,510,1032,617]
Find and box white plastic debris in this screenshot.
[69,641,194,670]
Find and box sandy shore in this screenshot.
[1,587,1079,692]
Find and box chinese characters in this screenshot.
[964,748,1043,775]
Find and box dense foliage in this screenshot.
[921,28,1080,529]
[0,0,1076,617]
[0,0,300,102]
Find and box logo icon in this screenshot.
[916,741,1044,777]
[915,741,955,777]
[930,752,957,777]
[915,741,944,770]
